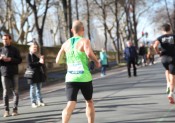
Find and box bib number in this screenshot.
[68,62,84,74]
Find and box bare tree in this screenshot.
[130,0,138,47]
[0,0,9,37]
[164,0,174,32]
[26,0,50,54]
[49,1,66,45]
[68,0,72,37]
[115,0,121,62]
[85,0,91,39]
[94,0,114,51]
[62,0,72,37]
[75,0,79,19]
[13,0,34,44]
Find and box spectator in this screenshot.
[138,43,147,66]
[147,43,156,65]
[124,41,138,77]
[99,48,108,77]
[26,41,46,108]
[0,34,22,117]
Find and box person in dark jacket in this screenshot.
[0,34,22,117]
[27,41,46,108]
[124,41,138,77]
[138,43,147,66]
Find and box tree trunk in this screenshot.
[165,0,174,32]
[62,0,69,38]
[102,4,107,51]
[75,0,79,19]
[85,0,91,40]
[124,1,131,40]
[115,0,120,63]
[131,0,138,48]
[26,0,50,55]
[94,0,108,51]
[68,0,72,37]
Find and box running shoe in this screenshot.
[166,87,170,94]
[168,93,175,104]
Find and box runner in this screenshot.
[56,20,100,123]
[154,23,175,104]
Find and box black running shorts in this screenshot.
[65,81,93,101]
[161,56,175,75]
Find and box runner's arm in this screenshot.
[84,39,100,68]
[153,40,161,55]
[56,44,65,64]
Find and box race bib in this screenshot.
[68,62,84,74]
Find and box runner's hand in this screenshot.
[95,61,101,68]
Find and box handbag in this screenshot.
[24,68,35,79]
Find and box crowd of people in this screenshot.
[123,40,156,78]
[1,21,175,123]
[138,42,156,67]
[124,23,175,105]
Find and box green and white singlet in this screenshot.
[65,36,92,82]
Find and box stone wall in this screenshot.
[9,44,117,75]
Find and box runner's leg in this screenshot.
[62,101,76,123]
[165,70,170,93]
[85,99,95,123]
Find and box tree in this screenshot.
[26,0,50,54]
[75,0,79,19]
[85,0,91,39]
[151,0,174,32]
[94,0,114,51]
[164,0,174,32]
[115,0,121,63]
[61,0,72,38]
[13,0,34,44]
[68,0,72,37]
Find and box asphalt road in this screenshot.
[0,58,175,123]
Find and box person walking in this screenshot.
[154,23,175,104]
[147,43,155,65]
[0,34,22,117]
[56,20,100,123]
[124,41,138,77]
[26,41,46,108]
[138,43,147,66]
[99,48,108,77]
